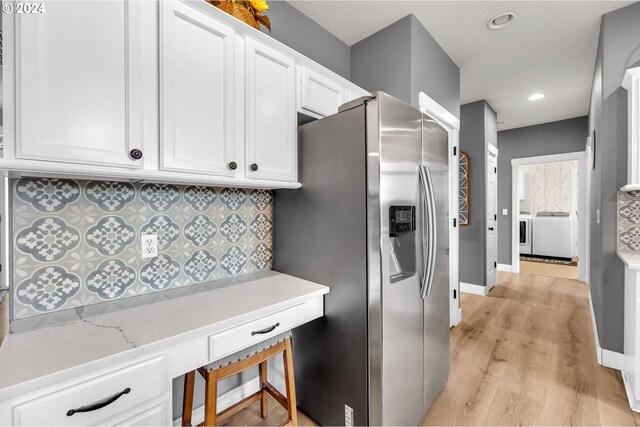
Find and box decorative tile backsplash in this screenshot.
[618,190,640,252]
[520,160,578,214]
[11,178,273,319]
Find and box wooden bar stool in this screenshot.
[182,331,297,427]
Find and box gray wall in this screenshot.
[459,100,496,286]
[588,1,640,353]
[409,15,461,118]
[351,14,460,119]
[261,1,351,79]
[350,16,413,105]
[496,116,588,264]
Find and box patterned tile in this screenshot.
[86,216,136,256]
[618,191,640,253]
[16,217,80,262]
[85,181,136,212]
[86,259,136,300]
[16,266,81,312]
[16,177,80,212]
[11,181,273,319]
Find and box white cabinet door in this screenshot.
[299,66,345,117]
[14,0,153,168]
[160,0,238,177]
[245,38,297,182]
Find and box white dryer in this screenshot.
[532,213,573,259]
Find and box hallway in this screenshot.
[421,272,640,425]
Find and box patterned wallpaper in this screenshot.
[11,178,274,319]
[520,161,578,214]
[618,191,640,252]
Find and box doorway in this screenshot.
[510,152,587,281]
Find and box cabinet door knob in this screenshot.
[129,149,143,160]
[250,163,259,172]
[228,161,238,170]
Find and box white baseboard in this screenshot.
[450,307,462,327]
[497,263,512,272]
[588,289,602,364]
[460,282,490,296]
[602,349,624,371]
[588,289,624,371]
[621,370,640,413]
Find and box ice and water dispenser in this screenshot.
[389,205,417,283]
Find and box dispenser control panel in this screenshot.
[389,205,416,236]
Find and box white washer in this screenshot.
[532,215,573,258]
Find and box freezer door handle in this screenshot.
[419,165,437,298]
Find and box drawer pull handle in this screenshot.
[251,322,280,336]
[66,387,131,417]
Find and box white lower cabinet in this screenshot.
[115,404,167,427]
[9,357,165,426]
[245,38,297,182]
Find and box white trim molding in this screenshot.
[588,288,625,371]
[602,349,624,371]
[622,66,640,191]
[418,91,461,328]
[588,289,602,365]
[460,282,494,296]
[497,263,512,273]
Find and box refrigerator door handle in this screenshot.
[419,165,437,298]
[419,165,431,298]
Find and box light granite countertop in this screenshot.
[0,271,329,400]
[618,251,640,270]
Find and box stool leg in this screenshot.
[204,370,218,426]
[283,338,298,426]
[259,361,268,419]
[182,371,195,426]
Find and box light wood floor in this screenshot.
[421,271,640,426]
[520,260,578,280]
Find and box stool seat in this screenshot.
[206,331,292,371]
[182,331,298,426]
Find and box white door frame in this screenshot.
[584,137,592,285]
[419,92,461,327]
[486,144,499,288]
[510,151,587,278]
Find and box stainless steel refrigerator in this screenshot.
[274,92,450,426]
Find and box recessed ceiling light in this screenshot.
[528,93,546,101]
[487,12,517,30]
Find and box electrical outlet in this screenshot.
[344,405,354,427]
[141,235,158,259]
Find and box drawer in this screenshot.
[115,403,167,426]
[210,304,306,361]
[14,357,163,426]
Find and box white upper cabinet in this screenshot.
[11,0,154,168]
[623,66,640,191]
[245,38,297,182]
[160,1,238,177]
[2,0,368,188]
[299,66,346,117]
[298,65,370,118]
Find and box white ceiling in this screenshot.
[287,0,633,130]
